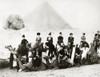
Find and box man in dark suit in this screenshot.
[18,35,29,68]
[57,32,64,46]
[47,32,53,44]
[46,32,55,59]
[21,35,28,46]
[56,32,65,61]
[68,33,74,45]
[68,33,74,58]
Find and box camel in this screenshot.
[5,45,18,69]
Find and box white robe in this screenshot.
[97,48,100,57]
[81,47,89,59]
[42,50,49,64]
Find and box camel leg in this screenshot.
[44,57,51,69]
[17,58,26,70]
[10,53,14,69]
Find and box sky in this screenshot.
[0,0,100,30]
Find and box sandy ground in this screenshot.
[0,64,100,77]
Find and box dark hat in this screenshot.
[22,35,25,37]
[70,33,73,35]
[83,33,85,35]
[59,32,62,34]
[49,32,51,35]
[37,32,40,35]
[95,34,97,36]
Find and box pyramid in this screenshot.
[24,2,71,31]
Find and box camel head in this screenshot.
[5,45,17,55]
[5,45,12,51]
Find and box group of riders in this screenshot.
[5,30,100,72]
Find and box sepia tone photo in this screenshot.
[0,0,100,77]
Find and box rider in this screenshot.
[56,32,66,62]
[68,33,74,47]
[31,32,42,68]
[47,32,53,44]
[21,35,28,46]
[46,32,54,58]
[36,32,42,44]
[57,32,64,47]
[33,32,42,49]
[17,34,29,69]
[94,30,100,45]
[56,32,64,55]
[93,34,99,52]
[33,32,42,58]
[68,33,74,58]
[81,33,86,42]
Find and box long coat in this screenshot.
[68,37,74,45]
[57,36,64,46]
[47,37,53,44]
